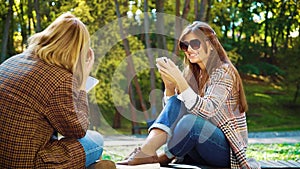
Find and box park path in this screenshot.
[102,130,300,169]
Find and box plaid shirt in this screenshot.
[0,54,89,168]
[179,63,260,169]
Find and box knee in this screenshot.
[176,114,198,133]
[181,114,197,121]
[165,96,184,112]
[86,130,104,147]
[176,114,207,133]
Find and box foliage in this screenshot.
[244,81,300,132]
[239,62,285,76]
[0,0,299,132]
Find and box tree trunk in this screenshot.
[28,0,33,37]
[1,0,13,62]
[182,0,191,20]
[293,81,299,103]
[172,0,181,61]
[155,0,167,53]
[113,108,121,128]
[205,0,211,22]
[173,0,191,63]
[34,0,41,32]
[194,0,199,20]
[199,0,208,21]
[114,0,148,134]
[264,4,269,57]
[144,0,158,120]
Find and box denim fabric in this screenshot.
[149,96,230,167]
[78,130,104,167]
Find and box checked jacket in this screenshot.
[0,53,89,168]
[180,63,260,169]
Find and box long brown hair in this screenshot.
[178,21,248,113]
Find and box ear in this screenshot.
[85,49,92,62]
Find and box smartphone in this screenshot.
[86,76,99,92]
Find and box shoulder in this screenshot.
[24,54,73,94]
[210,63,235,82]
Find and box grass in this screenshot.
[247,143,300,161]
[101,143,300,162]
[244,80,300,132]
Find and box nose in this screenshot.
[187,45,194,52]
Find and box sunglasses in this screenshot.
[179,39,201,52]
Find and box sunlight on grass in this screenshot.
[247,143,300,161]
[254,93,272,99]
[101,143,300,162]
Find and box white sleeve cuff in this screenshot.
[177,87,198,110]
[163,90,174,105]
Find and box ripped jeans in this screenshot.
[149,96,230,167]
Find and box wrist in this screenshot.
[165,88,175,96]
[175,77,189,93]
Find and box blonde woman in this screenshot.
[118,21,260,169]
[0,13,115,169]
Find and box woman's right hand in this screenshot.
[160,72,177,96]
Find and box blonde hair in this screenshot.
[26,12,90,87]
[178,21,248,113]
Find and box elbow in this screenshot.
[76,129,88,139]
[65,122,89,139]
[75,122,89,138]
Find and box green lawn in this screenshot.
[247,143,300,161]
[102,143,300,162]
[244,81,300,132]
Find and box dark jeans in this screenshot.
[149,96,230,167]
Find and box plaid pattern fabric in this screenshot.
[0,54,89,168]
[188,64,260,169]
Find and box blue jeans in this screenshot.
[149,96,230,167]
[78,130,104,167]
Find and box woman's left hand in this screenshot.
[156,57,189,92]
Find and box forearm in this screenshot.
[175,75,189,94]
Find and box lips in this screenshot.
[188,53,198,59]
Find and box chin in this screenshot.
[189,58,200,63]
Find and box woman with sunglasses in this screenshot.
[117,21,260,169]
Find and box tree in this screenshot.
[144,0,158,120]
[34,0,41,32]
[1,0,13,62]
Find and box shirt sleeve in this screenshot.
[45,77,89,139]
[180,65,235,119]
[177,87,198,110]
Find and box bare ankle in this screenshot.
[140,146,156,156]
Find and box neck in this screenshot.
[197,61,206,70]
